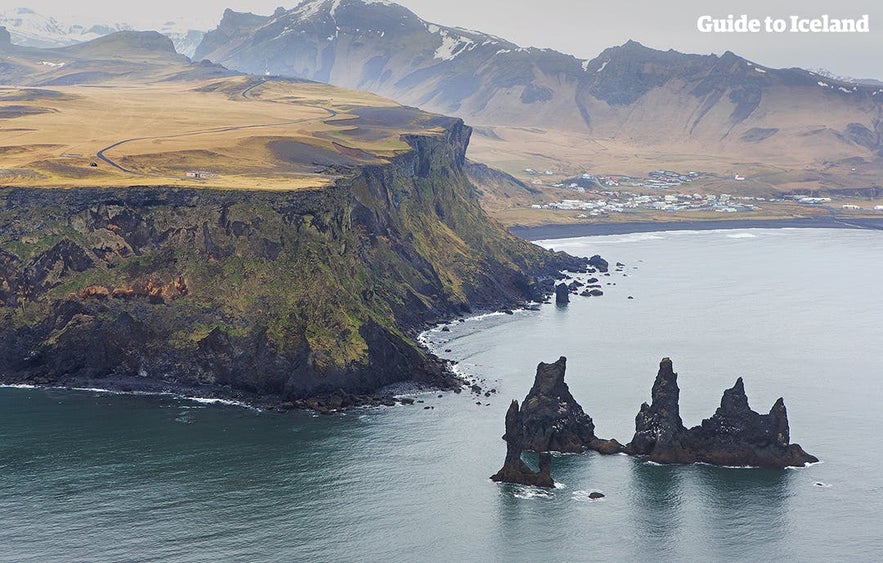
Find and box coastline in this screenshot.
[509,216,883,241]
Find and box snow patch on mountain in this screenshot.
[0,7,204,58]
[433,30,474,61]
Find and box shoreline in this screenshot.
[509,216,883,241]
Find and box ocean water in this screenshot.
[1,228,882,561]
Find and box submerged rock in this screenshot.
[520,357,624,454]
[626,358,818,469]
[490,400,555,488]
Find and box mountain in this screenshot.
[0,29,229,85]
[0,7,205,57]
[195,0,883,192]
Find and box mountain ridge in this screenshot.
[193,0,883,185]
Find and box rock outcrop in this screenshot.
[588,255,609,273]
[490,400,554,488]
[520,357,624,454]
[626,358,818,468]
[555,283,570,304]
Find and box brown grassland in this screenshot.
[0,76,443,190]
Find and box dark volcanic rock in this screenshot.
[588,255,609,273]
[626,358,818,468]
[628,358,685,461]
[490,400,555,488]
[520,357,624,454]
[555,283,570,304]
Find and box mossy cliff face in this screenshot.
[0,119,582,402]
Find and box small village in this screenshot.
[532,191,760,216]
[524,168,883,217]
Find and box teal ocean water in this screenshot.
[2,228,881,561]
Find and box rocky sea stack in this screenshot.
[626,358,818,468]
[520,357,624,455]
[490,400,554,488]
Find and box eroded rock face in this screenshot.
[490,400,554,488]
[520,357,624,454]
[626,358,818,468]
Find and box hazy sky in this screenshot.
[6,0,882,78]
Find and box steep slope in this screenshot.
[195,0,883,174]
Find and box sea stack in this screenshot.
[555,283,570,304]
[520,357,624,454]
[490,400,555,488]
[627,357,685,462]
[626,358,818,468]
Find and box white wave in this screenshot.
[2,383,256,410]
[726,233,758,239]
[537,233,665,248]
[512,487,554,500]
[185,396,250,408]
[464,311,512,322]
[70,386,127,394]
[787,459,824,470]
[554,482,567,489]
[696,462,759,470]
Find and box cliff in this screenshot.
[0,120,582,404]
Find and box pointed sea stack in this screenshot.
[520,357,624,454]
[626,357,690,463]
[490,400,555,488]
[626,358,818,469]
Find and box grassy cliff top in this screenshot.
[0,71,453,190]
